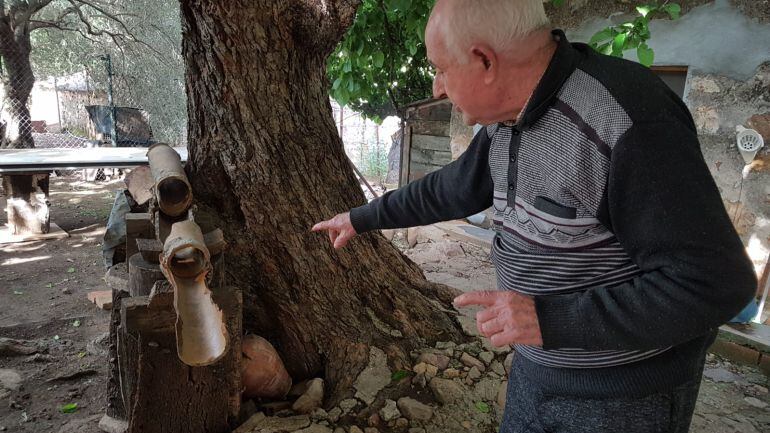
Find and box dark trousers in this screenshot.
[499,356,703,433]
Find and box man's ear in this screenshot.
[470,44,497,85]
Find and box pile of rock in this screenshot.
[235,342,515,433]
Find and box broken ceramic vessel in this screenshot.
[147,143,192,217]
[160,219,228,366]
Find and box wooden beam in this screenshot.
[399,125,413,187]
[411,134,451,152]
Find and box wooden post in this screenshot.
[125,213,154,261]
[127,253,165,297]
[111,249,241,432]
[1,172,50,234]
[119,277,242,432]
[107,266,130,421]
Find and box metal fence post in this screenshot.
[100,54,117,147]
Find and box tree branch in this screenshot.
[63,0,163,57]
[11,0,54,28]
[28,19,74,31]
[296,0,362,56]
[377,0,401,113]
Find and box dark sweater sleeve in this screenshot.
[349,128,493,233]
[535,121,757,351]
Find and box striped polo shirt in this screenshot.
[486,119,669,368]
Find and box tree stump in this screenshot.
[1,172,50,234]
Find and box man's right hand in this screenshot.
[311,212,357,249]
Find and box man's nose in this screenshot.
[433,76,446,99]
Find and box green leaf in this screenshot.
[589,28,615,45]
[389,0,412,12]
[636,5,653,17]
[77,352,87,358]
[475,401,490,413]
[60,403,78,414]
[332,77,342,90]
[373,51,385,68]
[335,87,350,107]
[663,3,681,20]
[391,370,411,381]
[637,43,654,67]
[612,32,627,55]
[72,320,81,328]
[13,290,23,295]
[67,267,76,273]
[596,43,613,55]
[326,0,435,118]
[551,0,566,6]
[46,283,53,288]
[416,25,425,43]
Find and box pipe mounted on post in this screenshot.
[147,143,193,218]
[146,143,228,366]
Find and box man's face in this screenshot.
[425,10,497,125]
[426,26,492,126]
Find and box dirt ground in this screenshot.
[0,176,768,433]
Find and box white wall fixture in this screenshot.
[735,126,764,164]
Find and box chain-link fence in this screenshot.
[0,52,187,150]
[331,100,401,188]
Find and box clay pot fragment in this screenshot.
[241,335,292,399]
[160,219,228,366]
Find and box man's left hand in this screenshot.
[454,290,543,347]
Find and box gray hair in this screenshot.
[437,0,551,63]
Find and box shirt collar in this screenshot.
[510,29,580,129]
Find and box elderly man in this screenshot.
[313,0,757,431]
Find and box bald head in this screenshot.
[425,0,556,126]
[427,0,550,64]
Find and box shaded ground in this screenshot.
[0,176,768,432]
[1,176,120,433]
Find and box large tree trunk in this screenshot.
[180,0,463,402]
[0,20,35,149]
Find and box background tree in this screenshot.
[327,0,681,121]
[327,0,434,121]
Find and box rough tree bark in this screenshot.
[0,13,35,149]
[180,0,464,403]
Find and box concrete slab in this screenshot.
[434,220,494,249]
[0,222,68,244]
[721,323,770,354]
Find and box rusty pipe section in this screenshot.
[147,143,192,217]
[160,219,228,366]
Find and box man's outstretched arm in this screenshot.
[313,127,494,248]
